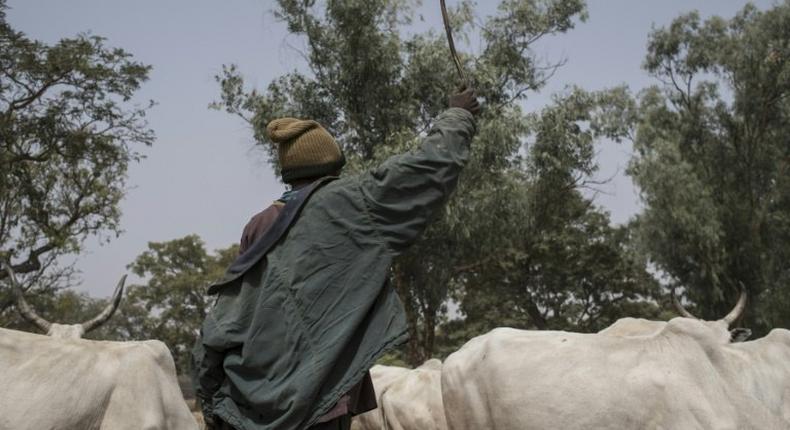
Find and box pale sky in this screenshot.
[6,0,776,297]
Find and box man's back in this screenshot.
[194,104,478,430]
[238,197,378,425]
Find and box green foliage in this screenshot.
[456,88,660,338]
[0,0,154,312]
[124,235,238,371]
[628,2,790,333]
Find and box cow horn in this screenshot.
[722,289,747,327]
[2,263,52,333]
[80,275,126,334]
[672,288,698,319]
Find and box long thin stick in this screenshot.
[440,0,469,87]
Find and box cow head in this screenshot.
[2,264,126,339]
[672,288,751,342]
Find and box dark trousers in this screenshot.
[217,415,351,430]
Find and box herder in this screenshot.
[192,88,481,430]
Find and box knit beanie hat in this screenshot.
[266,118,346,183]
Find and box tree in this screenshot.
[213,0,661,365]
[0,0,154,313]
[126,235,238,372]
[627,2,790,333]
[454,88,661,339]
[214,0,589,365]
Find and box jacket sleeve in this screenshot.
[191,336,222,419]
[191,314,240,419]
[359,108,476,252]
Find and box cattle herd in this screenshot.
[2,266,789,430]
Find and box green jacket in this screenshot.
[192,108,476,430]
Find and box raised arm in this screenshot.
[359,89,480,252]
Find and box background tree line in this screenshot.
[1,0,789,371]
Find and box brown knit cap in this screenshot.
[266,118,346,183]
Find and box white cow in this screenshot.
[599,292,752,342]
[353,359,447,430]
[0,265,198,430]
[352,364,411,430]
[442,293,790,430]
[596,317,668,338]
[379,359,447,430]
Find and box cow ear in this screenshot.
[730,328,752,343]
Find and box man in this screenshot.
[192,88,481,430]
